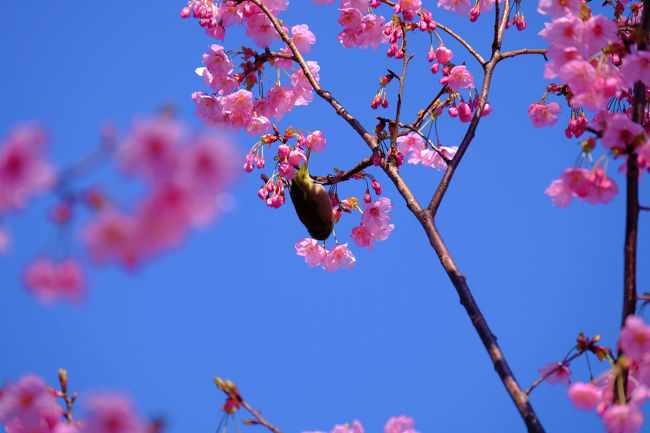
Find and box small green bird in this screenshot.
[289,156,333,241]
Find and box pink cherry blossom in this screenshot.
[587,167,618,204]
[435,46,453,63]
[0,124,56,214]
[528,102,561,128]
[561,167,595,200]
[361,197,393,236]
[80,394,147,433]
[620,316,650,363]
[305,131,326,152]
[539,17,584,49]
[621,51,650,89]
[583,15,618,52]
[177,133,237,197]
[384,416,419,433]
[295,238,327,267]
[341,0,369,12]
[421,146,457,171]
[351,224,375,251]
[267,85,297,120]
[444,65,474,91]
[0,374,60,433]
[217,2,244,27]
[338,8,363,30]
[24,258,86,304]
[393,0,422,21]
[202,44,234,77]
[291,61,320,105]
[602,113,645,151]
[292,24,316,54]
[544,178,574,208]
[397,133,425,164]
[437,0,471,16]
[245,12,280,48]
[322,243,356,271]
[313,0,336,4]
[567,382,603,410]
[118,118,183,182]
[537,0,581,18]
[458,102,473,122]
[83,211,141,268]
[538,361,572,386]
[602,404,644,433]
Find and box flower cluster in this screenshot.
[295,238,356,271]
[572,317,650,433]
[397,132,458,170]
[0,374,151,433]
[336,3,387,49]
[0,125,55,216]
[83,117,237,269]
[351,197,394,251]
[545,167,618,207]
[23,258,85,304]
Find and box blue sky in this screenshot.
[1,2,649,433]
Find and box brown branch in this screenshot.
[247,0,378,153]
[311,155,375,185]
[499,49,548,61]
[622,0,650,326]
[378,0,486,66]
[640,205,650,211]
[250,1,544,431]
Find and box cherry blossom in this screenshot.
[0,375,60,433]
[0,124,56,214]
[291,24,316,54]
[442,65,474,91]
[567,382,603,410]
[544,178,574,208]
[602,113,645,152]
[602,404,644,433]
[80,394,147,433]
[24,258,86,304]
[620,316,650,363]
[538,361,572,386]
[528,102,561,128]
[321,243,356,271]
[384,416,419,433]
[295,238,327,267]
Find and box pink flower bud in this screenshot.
[448,106,459,117]
[427,47,436,62]
[364,191,372,203]
[458,102,473,122]
[395,49,404,60]
[430,63,440,74]
[436,47,453,64]
[481,102,492,117]
[277,144,291,158]
[469,5,480,22]
[372,179,382,195]
[180,6,192,18]
[381,96,389,108]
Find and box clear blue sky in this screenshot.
[1,2,649,433]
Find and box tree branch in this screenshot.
[311,155,375,185]
[499,49,548,61]
[622,0,650,325]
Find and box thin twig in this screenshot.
[499,48,548,61]
[390,24,410,150]
[311,156,375,185]
[411,86,449,130]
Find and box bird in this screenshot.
[289,154,333,241]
